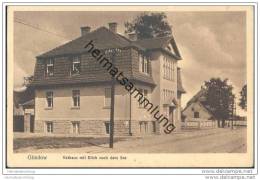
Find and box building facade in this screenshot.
[182,101,214,121]
[30,23,185,136]
[182,88,217,129]
[13,88,34,132]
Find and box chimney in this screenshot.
[128,32,137,41]
[108,22,117,33]
[80,26,91,36]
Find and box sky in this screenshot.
[13,11,247,115]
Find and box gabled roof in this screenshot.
[13,87,34,107]
[38,27,181,59]
[21,99,34,106]
[33,26,181,87]
[196,101,215,118]
[38,27,145,58]
[135,36,182,60]
[186,88,207,107]
[182,88,216,119]
[136,36,172,49]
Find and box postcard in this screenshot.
[6,5,254,168]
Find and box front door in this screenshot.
[30,115,34,133]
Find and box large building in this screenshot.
[29,22,185,136]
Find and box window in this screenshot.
[104,88,111,107]
[71,56,81,75]
[170,61,172,80]
[166,59,169,79]
[72,90,80,107]
[46,91,53,108]
[139,54,149,74]
[45,59,54,77]
[171,61,174,80]
[163,57,166,78]
[145,122,148,132]
[194,112,200,118]
[138,89,148,108]
[163,56,174,81]
[45,122,53,133]
[105,122,110,134]
[144,56,148,74]
[144,89,148,97]
[152,121,156,133]
[162,89,165,100]
[71,122,80,134]
[139,54,143,72]
[163,89,174,101]
[139,121,148,133]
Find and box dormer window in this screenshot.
[139,54,149,74]
[45,59,54,77]
[71,56,81,75]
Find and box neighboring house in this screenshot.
[13,87,34,132]
[13,101,24,132]
[21,99,35,132]
[182,88,216,128]
[182,101,215,121]
[29,22,185,136]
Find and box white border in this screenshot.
[0,0,258,177]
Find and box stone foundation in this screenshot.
[34,119,160,136]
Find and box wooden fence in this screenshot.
[181,118,217,129]
[181,118,247,129]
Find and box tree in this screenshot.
[203,78,235,128]
[239,84,247,111]
[23,75,34,86]
[125,12,172,40]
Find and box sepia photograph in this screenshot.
[6,5,254,168]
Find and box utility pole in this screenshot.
[109,49,116,148]
[231,100,234,129]
[129,93,132,136]
[234,97,237,128]
[231,96,236,130]
[107,48,122,148]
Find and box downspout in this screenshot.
[129,48,133,136]
[129,92,132,136]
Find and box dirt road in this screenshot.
[15,127,247,153]
[107,127,247,153]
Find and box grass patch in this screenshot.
[13,137,125,150]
